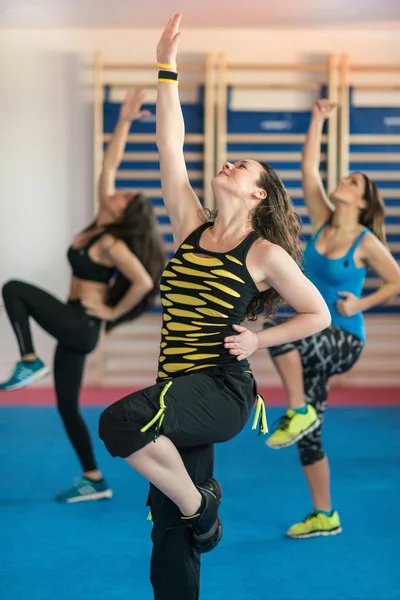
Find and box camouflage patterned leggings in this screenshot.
[263,317,364,466]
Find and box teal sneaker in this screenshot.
[0,358,50,391]
[56,477,113,503]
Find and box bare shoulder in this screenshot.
[248,239,296,288]
[99,233,120,250]
[358,230,385,257]
[251,238,291,263]
[99,234,131,258]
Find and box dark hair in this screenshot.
[204,161,303,320]
[359,173,387,245]
[87,193,165,332]
[245,162,303,319]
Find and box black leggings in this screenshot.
[264,317,364,466]
[2,280,102,471]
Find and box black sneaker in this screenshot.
[190,477,223,553]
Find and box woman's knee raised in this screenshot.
[99,391,157,459]
[2,279,24,300]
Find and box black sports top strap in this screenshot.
[190,222,260,259]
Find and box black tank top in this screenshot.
[157,222,261,381]
[67,234,114,284]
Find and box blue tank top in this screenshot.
[303,223,369,341]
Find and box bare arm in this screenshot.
[99,90,150,203]
[302,100,336,233]
[106,237,154,319]
[82,235,153,321]
[337,234,400,316]
[224,245,331,360]
[156,14,203,248]
[256,245,331,348]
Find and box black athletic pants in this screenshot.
[2,280,101,471]
[99,368,257,600]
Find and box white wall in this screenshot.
[0,26,399,382]
[0,37,93,374]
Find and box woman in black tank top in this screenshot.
[1,90,164,503]
[99,14,331,600]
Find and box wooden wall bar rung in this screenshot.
[292,206,400,220]
[104,350,159,359]
[119,186,202,196]
[269,169,326,180]
[361,171,400,181]
[363,277,400,289]
[349,135,400,144]
[103,333,161,343]
[350,65,400,73]
[97,369,156,378]
[227,152,327,161]
[153,205,168,217]
[227,63,327,72]
[363,278,381,289]
[115,170,203,180]
[103,133,204,143]
[350,153,400,162]
[389,242,400,252]
[227,134,328,143]
[382,207,400,216]
[292,207,400,221]
[123,151,203,162]
[375,189,400,198]
[229,83,321,91]
[285,189,400,199]
[103,63,204,71]
[123,152,159,162]
[355,84,400,92]
[387,297,400,306]
[106,82,200,91]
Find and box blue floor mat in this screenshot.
[0,406,399,599]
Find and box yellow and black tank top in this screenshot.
[157,222,261,381]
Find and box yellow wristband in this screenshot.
[157,62,177,70]
[158,78,179,84]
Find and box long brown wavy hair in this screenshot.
[204,161,303,320]
[85,192,165,332]
[359,173,387,245]
[246,161,303,319]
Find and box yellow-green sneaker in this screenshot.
[266,405,320,449]
[287,511,342,539]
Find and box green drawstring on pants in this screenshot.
[141,381,173,523]
[252,394,268,435]
[140,380,173,434]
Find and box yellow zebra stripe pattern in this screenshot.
[156,223,259,380]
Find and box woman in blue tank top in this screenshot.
[263,99,400,539]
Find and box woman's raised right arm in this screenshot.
[302,99,336,232]
[156,14,203,248]
[99,90,150,204]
